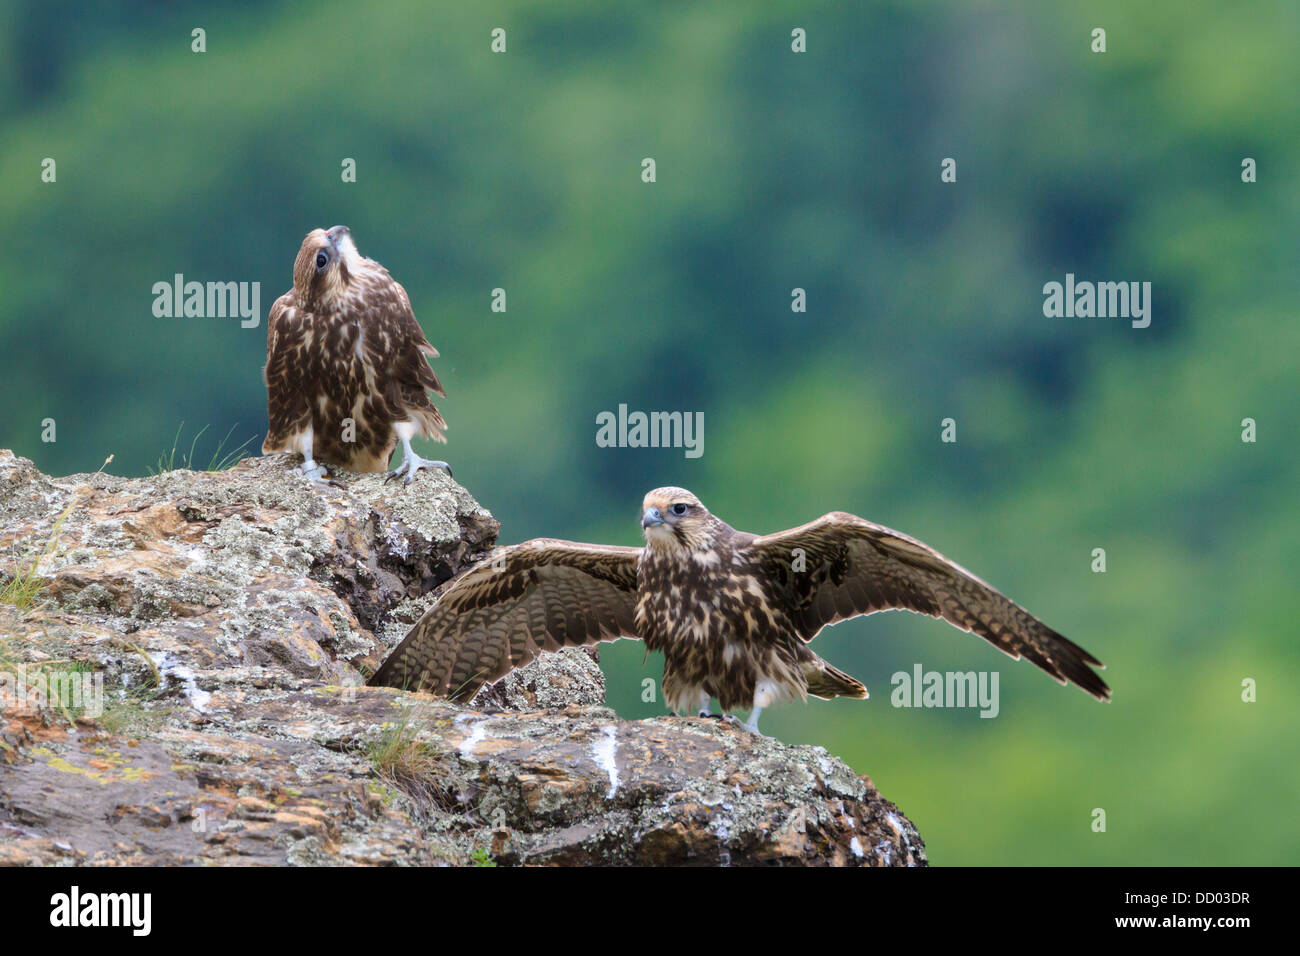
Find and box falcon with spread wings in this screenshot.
[371,487,1109,732]
[262,226,449,484]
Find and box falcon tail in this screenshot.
[804,658,869,700]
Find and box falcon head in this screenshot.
[292,225,366,308]
[641,487,719,552]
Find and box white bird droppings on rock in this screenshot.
[455,714,489,759]
[151,652,210,712]
[593,725,620,799]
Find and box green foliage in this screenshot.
[0,556,49,611]
[1,0,1295,863]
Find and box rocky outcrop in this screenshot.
[0,450,926,866]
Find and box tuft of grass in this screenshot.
[366,705,469,817]
[1,455,113,611]
[44,660,96,726]
[470,847,498,868]
[151,423,256,475]
[0,653,98,726]
[0,632,169,735]
[0,636,16,681]
[95,637,170,736]
[1,499,77,611]
[97,688,175,738]
[368,704,440,780]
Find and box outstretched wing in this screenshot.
[369,539,642,701]
[261,293,312,454]
[748,513,1110,701]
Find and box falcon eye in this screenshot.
[315,250,329,271]
[671,503,689,516]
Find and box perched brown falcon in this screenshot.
[371,487,1109,732]
[262,225,449,484]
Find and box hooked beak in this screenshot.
[326,224,350,246]
[641,507,665,529]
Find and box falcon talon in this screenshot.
[294,460,328,482]
[386,436,451,486]
[738,712,771,737]
[385,455,451,485]
[371,487,1111,743]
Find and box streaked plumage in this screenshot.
[371,487,1109,731]
[262,225,449,482]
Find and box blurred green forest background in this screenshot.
[1,1,1296,864]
